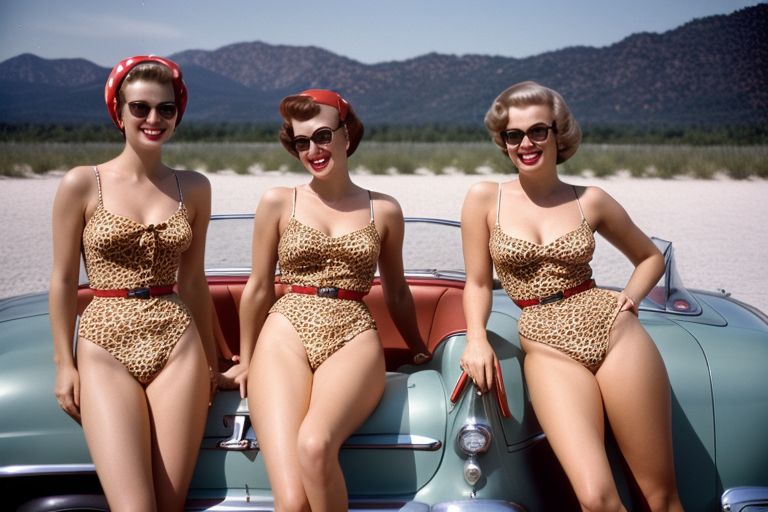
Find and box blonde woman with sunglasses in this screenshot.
[49,55,227,511]
[460,81,683,511]
[232,89,430,511]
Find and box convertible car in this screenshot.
[1,216,767,511]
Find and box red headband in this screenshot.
[104,55,188,131]
[298,89,349,122]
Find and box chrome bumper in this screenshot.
[722,486,768,511]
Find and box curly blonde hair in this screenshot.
[484,81,581,164]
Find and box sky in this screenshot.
[0,0,762,67]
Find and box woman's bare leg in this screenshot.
[248,313,314,512]
[522,337,626,512]
[597,312,683,511]
[298,330,386,512]
[145,324,210,512]
[77,338,156,512]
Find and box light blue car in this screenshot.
[1,217,767,511]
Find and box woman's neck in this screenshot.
[308,174,358,203]
[116,144,165,178]
[517,166,564,199]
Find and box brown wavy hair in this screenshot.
[278,95,364,158]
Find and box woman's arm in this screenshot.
[459,182,498,392]
[49,167,93,422]
[235,188,284,397]
[376,194,430,362]
[586,186,665,312]
[175,171,219,397]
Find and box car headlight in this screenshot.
[457,422,492,455]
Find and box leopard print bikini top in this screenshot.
[277,188,380,293]
[489,184,594,301]
[82,166,192,290]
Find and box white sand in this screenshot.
[1,172,766,314]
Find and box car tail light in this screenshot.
[457,422,491,455]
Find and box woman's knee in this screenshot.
[296,427,336,478]
[638,480,681,511]
[273,488,311,512]
[574,483,624,512]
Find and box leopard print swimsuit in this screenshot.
[77,166,193,383]
[269,188,379,370]
[489,184,620,372]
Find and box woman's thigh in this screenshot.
[247,312,314,500]
[301,329,386,447]
[77,338,156,510]
[520,337,621,504]
[145,322,210,509]
[598,311,677,493]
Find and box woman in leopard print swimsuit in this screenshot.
[460,82,683,511]
[233,89,430,511]
[49,56,222,511]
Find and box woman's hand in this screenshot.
[617,292,639,315]
[224,359,250,399]
[54,364,81,423]
[409,339,432,365]
[459,338,497,393]
[215,355,243,391]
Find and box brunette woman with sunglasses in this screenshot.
[232,89,430,511]
[49,55,227,511]
[459,81,683,511]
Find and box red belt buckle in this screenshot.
[514,279,595,309]
[290,285,366,301]
[91,285,175,299]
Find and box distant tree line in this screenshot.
[1,123,766,145]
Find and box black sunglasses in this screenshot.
[292,125,342,152]
[127,101,178,120]
[500,123,557,146]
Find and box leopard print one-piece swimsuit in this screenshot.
[269,188,380,370]
[489,184,620,372]
[77,166,193,383]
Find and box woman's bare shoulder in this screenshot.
[58,165,97,197]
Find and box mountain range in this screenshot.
[0,4,766,127]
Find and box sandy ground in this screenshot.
[1,171,766,314]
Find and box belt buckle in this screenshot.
[317,287,339,299]
[127,287,151,299]
[539,291,564,305]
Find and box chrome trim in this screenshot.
[405,217,460,228]
[185,496,431,511]
[432,500,526,512]
[210,213,255,221]
[0,463,95,477]
[210,416,442,452]
[188,496,524,512]
[463,455,482,485]
[721,486,768,511]
[343,434,443,450]
[218,415,258,451]
[209,214,460,227]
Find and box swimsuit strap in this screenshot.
[495,182,503,226]
[368,190,374,222]
[572,185,585,221]
[291,187,297,218]
[173,171,184,205]
[91,166,103,205]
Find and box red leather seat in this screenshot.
[77,277,466,371]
